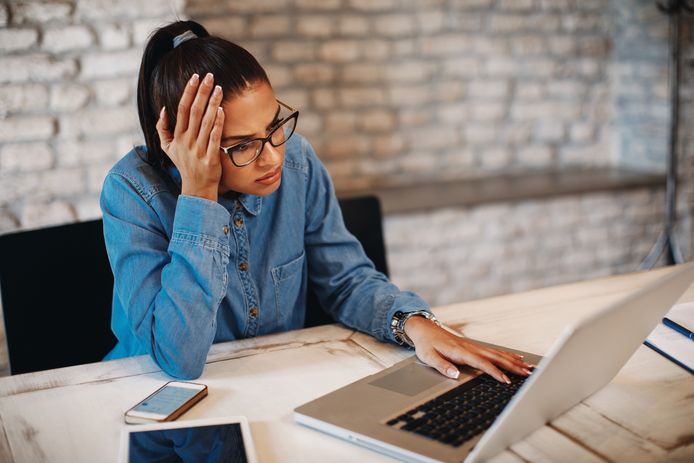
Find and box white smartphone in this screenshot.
[124,381,208,424]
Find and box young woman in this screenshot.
[101,20,532,381]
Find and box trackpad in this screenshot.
[369,362,448,396]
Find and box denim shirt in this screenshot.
[100,133,429,379]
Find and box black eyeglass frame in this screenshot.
[219,99,299,167]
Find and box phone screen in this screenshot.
[133,385,201,416]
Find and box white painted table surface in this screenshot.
[1,266,693,463]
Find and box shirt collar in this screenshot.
[165,163,263,216]
[227,192,262,216]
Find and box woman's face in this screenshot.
[217,81,285,197]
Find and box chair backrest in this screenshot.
[0,196,387,372]
[304,195,389,328]
[0,220,117,375]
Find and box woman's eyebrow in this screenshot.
[220,104,281,144]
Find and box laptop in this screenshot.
[294,263,694,462]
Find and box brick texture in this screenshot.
[386,189,665,306]
[0,0,686,375]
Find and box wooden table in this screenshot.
[1,267,692,463]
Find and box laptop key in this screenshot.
[387,373,529,447]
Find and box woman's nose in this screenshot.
[257,142,281,166]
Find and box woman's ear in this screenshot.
[156,107,173,154]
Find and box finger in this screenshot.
[484,347,529,366]
[206,106,225,159]
[479,349,531,376]
[461,340,531,370]
[441,345,511,384]
[156,106,172,150]
[416,348,461,379]
[479,347,533,374]
[499,348,526,360]
[175,73,200,138]
[198,85,224,147]
[469,355,511,384]
[187,72,215,141]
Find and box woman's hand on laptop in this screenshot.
[404,316,533,384]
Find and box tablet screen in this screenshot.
[128,423,248,463]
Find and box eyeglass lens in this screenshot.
[230,115,297,166]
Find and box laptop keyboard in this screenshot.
[386,372,529,448]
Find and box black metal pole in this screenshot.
[641,9,684,268]
[665,11,684,265]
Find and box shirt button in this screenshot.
[249,307,259,317]
[239,261,249,271]
[222,225,230,235]
[234,217,244,228]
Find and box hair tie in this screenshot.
[173,30,197,48]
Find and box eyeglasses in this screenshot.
[219,99,299,167]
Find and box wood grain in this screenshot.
[0,266,691,463]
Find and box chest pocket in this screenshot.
[270,251,305,325]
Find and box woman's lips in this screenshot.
[255,166,282,185]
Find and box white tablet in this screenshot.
[119,416,257,463]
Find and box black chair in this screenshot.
[304,195,389,327]
[0,220,117,375]
[0,195,386,373]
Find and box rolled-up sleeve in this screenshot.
[301,139,430,343]
[101,173,231,378]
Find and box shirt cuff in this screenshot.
[172,195,231,250]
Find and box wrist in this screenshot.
[403,315,432,339]
[391,310,440,347]
[181,184,218,202]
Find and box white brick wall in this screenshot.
[386,188,665,307]
[0,0,684,375]
[9,2,72,24]
[0,142,53,172]
[43,25,94,53]
[0,28,38,51]
[190,0,665,191]
[0,116,55,142]
[0,1,185,239]
[0,84,49,115]
[0,55,78,83]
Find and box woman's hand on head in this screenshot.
[156,72,225,202]
[403,315,533,383]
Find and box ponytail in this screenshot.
[137,20,270,169]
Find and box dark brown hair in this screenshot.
[137,20,270,168]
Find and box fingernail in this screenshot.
[214,85,222,96]
[160,106,165,118]
[204,73,213,84]
[446,367,459,379]
[503,375,511,384]
[523,368,532,375]
[190,73,199,85]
